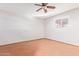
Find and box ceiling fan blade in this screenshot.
[47,6,56,9]
[34,4,42,6]
[42,3,48,6]
[43,8,47,13]
[36,8,42,12]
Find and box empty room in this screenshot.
[0,3,79,56]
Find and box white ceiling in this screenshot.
[0,3,79,18]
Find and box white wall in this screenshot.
[46,7,79,46]
[0,10,44,45]
[1,6,79,46]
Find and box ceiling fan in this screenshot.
[34,3,56,13]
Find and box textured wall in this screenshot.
[46,7,79,46]
[0,10,44,45]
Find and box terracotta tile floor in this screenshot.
[0,38,79,56]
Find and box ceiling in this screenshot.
[0,3,79,18]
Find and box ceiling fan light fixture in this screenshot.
[34,3,56,13]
